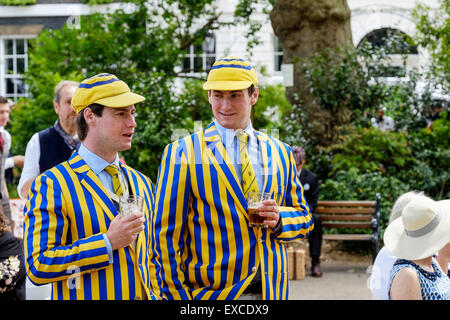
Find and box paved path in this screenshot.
[289,260,373,300]
[26,256,375,300]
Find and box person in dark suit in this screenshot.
[293,146,323,277]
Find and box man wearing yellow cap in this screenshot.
[153,57,314,300]
[23,74,158,300]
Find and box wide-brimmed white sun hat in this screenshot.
[383,198,450,260]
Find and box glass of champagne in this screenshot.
[119,195,145,217]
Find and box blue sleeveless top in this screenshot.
[389,258,450,300]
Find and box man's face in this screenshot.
[89,105,137,153]
[376,109,384,120]
[0,103,10,127]
[209,88,259,130]
[54,85,77,129]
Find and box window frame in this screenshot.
[0,35,35,101]
[273,35,283,73]
[180,32,216,76]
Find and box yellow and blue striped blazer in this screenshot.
[23,151,158,300]
[152,123,313,300]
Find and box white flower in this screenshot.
[9,256,20,272]
[0,256,21,279]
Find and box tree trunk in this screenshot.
[270,0,353,147]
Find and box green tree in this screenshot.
[10,0,225,179]
[236,0,354,148]
[412,0,450,91]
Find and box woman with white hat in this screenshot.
[370,191,429,300]
[384,197,450,299]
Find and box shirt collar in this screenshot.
[214,119,257,149]
[78,143,120,175]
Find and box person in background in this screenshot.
[384,196,450,300]
[0,96,20,227]
[427,99,447,131]
[436,240,450,278]
[1,99,25,186]
[292,146,322,277]
[369,191,429,300]
[371,106,394,132]
[0,206,26,300]
[17,80,80,199]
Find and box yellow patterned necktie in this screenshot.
[236,130,259,198]
[104,165,124,197]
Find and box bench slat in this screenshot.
[322,222,372,229]
[323,234,372,241]
[317,201,376,207]
[316,207,375,214]
[319,215,372,221]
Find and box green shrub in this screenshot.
[329,127,413,176]
[0,0,35,5]
[404,111,450,199]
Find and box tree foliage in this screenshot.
[7,0,448,241]
[10,0,223,179]
[412,0,450,91]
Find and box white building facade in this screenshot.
[0,0,442,100]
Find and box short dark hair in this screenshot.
[248,84,255,96]
[0,96,8,104]
[208,85,256,95]
[76,104,105,141]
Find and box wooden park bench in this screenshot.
[315,193,381,262]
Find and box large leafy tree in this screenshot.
[270,0,353,147]
[236,0,354,148]
[10,0,225,179]
[10,0,290,179]
[412,0,449,92]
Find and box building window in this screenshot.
[274,36,283,72]
[357,28,418,77]
[1,37,31,101]
[357,28,418,54]
[182,33,216,74]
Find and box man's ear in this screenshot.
[83,108,96,125]
[53,100,59,114]
[250,87,259,106]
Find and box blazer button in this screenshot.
[252,267,257,273]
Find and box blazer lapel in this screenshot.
[203,123,248,216]
[255,131,282,205]
[120,164,146,253]
[69,153,118,222]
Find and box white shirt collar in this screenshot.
[214,119,257,149]
[78,143,121,175]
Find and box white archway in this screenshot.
[350,4,417,47]
[350,3,429,73]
